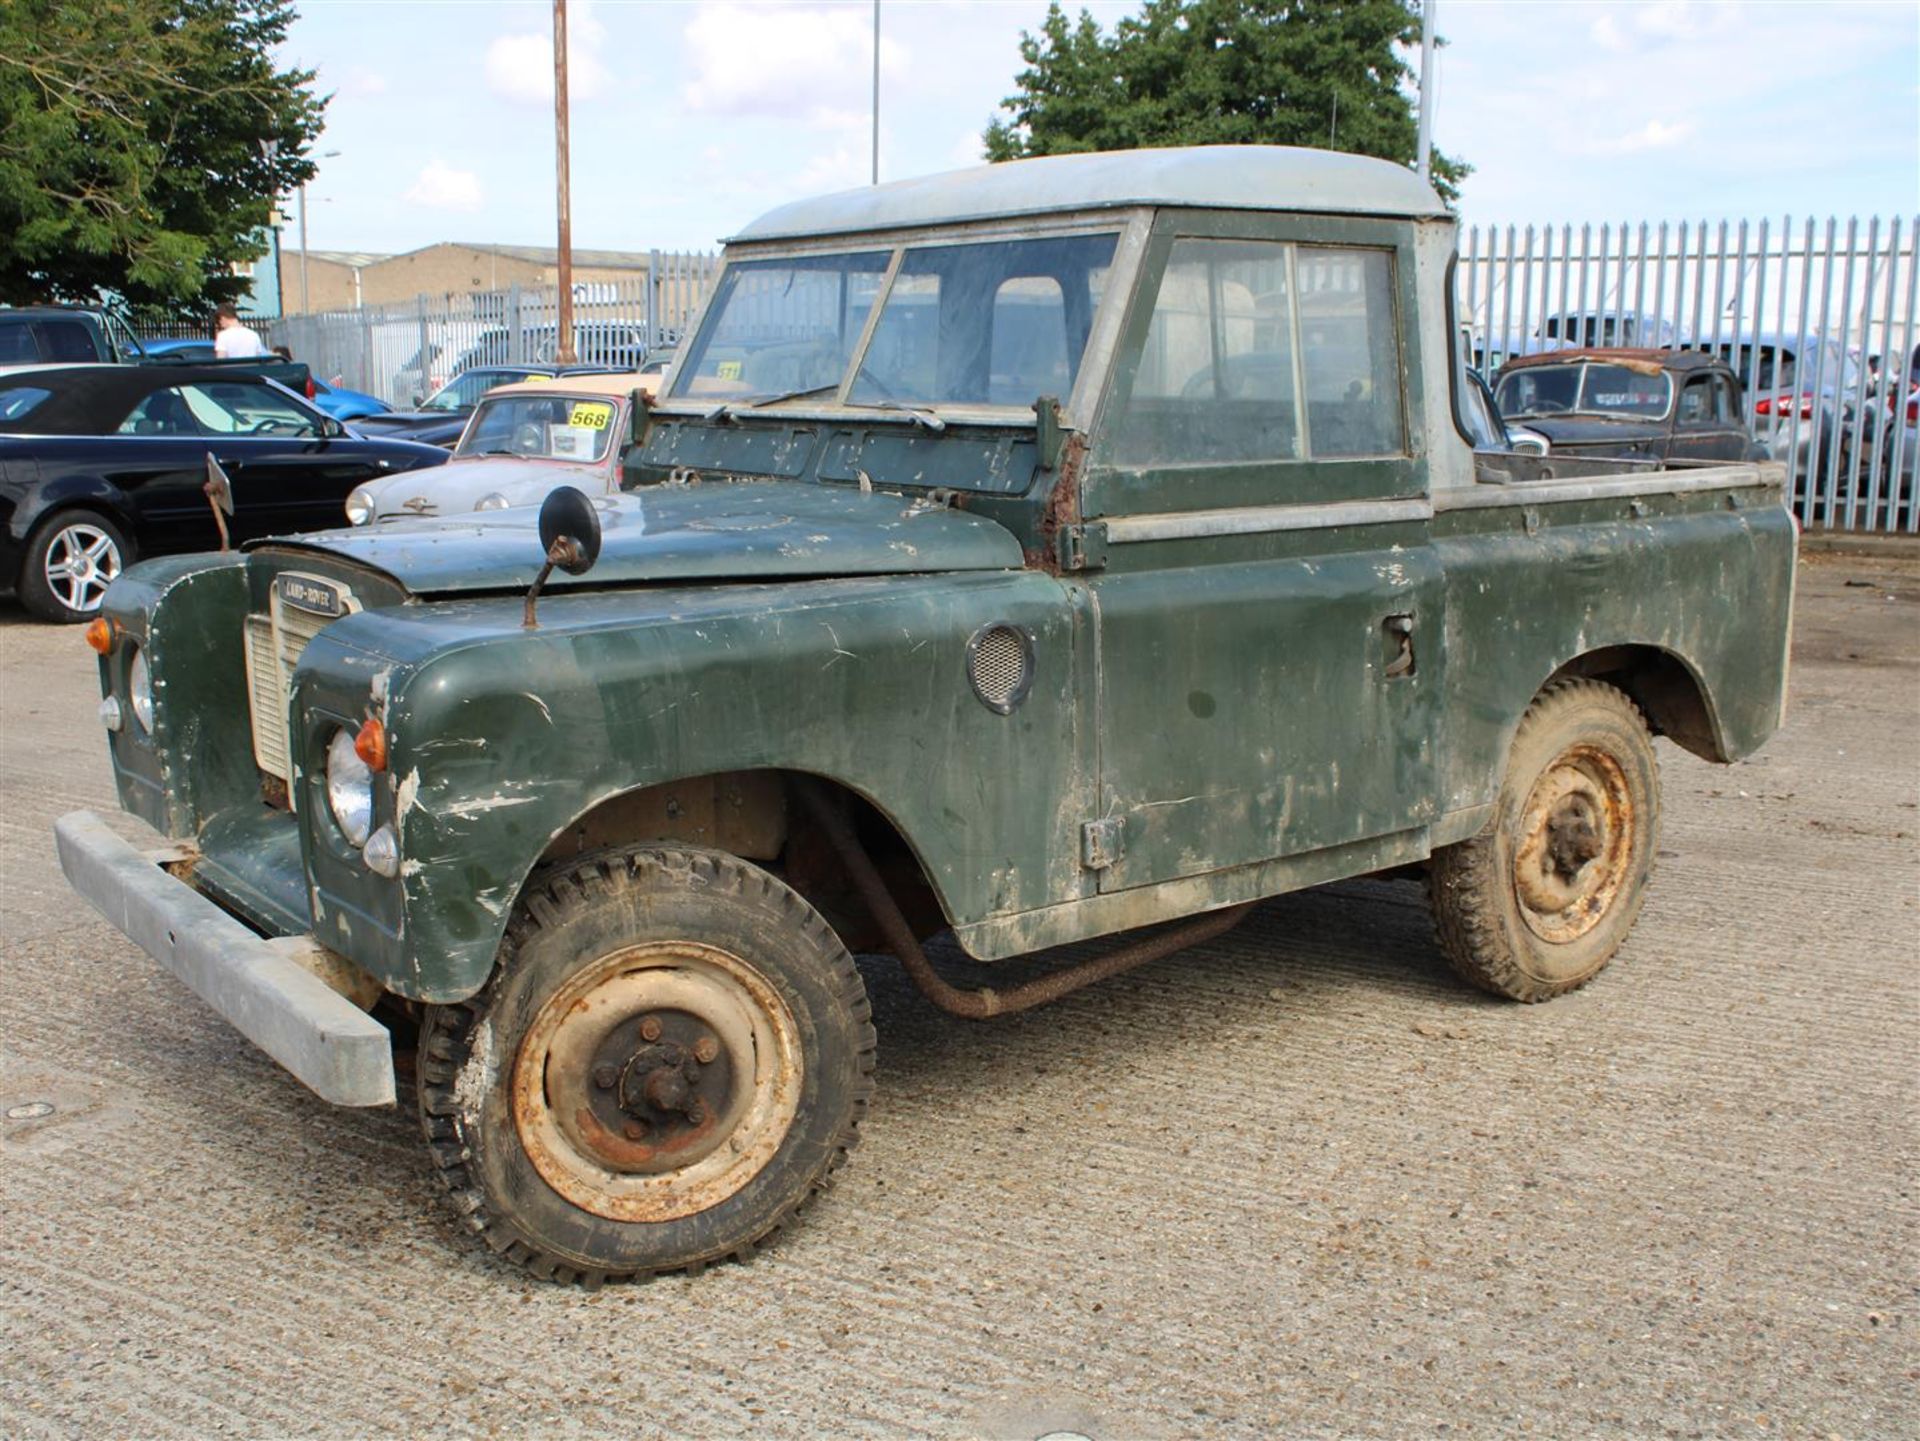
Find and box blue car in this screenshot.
[307,377,391,423]
[139,337,390,423]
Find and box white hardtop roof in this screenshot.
[485,371,660,401]
[731,145,1447,243]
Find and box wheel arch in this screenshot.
[13,473,136,544]
[527,766,951,960]
[1545,643,1728,763]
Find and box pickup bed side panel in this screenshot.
[1430,497,1795,827]
[294,572,1090,1002]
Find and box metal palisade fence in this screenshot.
[1463,215,1919,532]
[239,221,1916,533]
[263,249,718,410]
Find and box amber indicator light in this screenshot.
[354,718,388,773]
[84,618,117,654]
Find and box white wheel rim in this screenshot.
[43,524,122,613]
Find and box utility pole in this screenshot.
[553,0,577,362]
[871,0,880,185]
[1415,0,1437,183]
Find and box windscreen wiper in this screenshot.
[867,401,946,432]
[705,383,841,423]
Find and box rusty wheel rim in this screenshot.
[512,941,801,1223]
[1511,743,1634,945]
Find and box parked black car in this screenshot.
[2,306,313,394]
[0,305,148,365]
[1493,349,1767,465]
[0,364,447,621]
[355,363,623,447]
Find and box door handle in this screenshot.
[1383,614,1416,679]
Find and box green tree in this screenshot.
[0,0,326,315]
[983,0,1468,204]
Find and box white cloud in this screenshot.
[794,144,870,194]
[340,65,388,97]
[403,160,483,211]
[485,1,610,105]
[950,128,987,168]
[1585,119,1695,155]
[682,3,907,124]
[1590,0,1734,54]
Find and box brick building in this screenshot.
[279,243,656,315]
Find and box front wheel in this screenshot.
[418,846,876,1284]
[19,509,130,622]
[1428,679,1660,1002]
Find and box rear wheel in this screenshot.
[1428,679,1660,1002]
[19,509,130,623]
[417,846,875,1284]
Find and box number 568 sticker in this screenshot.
[568,402,613,429]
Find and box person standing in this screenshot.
[213,303,269,359]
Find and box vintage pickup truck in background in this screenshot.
[58,146,1795,1284]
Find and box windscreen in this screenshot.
[670,232,1121,410]
[847,234,1117,407]
[1496,363,1670,419]
[671,252,890,400]
[461,394,616,462]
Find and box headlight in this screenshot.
[345,486,375,526]
[474,491,511,511]
[325,727,374,846]
[128,648,154,731]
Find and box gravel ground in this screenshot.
[2,550,1915,1439]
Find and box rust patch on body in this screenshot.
[1026,429,1088,573]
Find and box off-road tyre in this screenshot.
[1428,679,1660,1003]
[417,846,876,1285]
[19,508,131,623]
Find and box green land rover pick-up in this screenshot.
[58,146,1795,1284]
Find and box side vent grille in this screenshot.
[967,624,1034,716]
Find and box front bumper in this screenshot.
[55,810,396,1107]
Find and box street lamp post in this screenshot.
[1415,1,1437,184]
[298,149,342,315]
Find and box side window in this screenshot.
[1678,376,1712,425]
[1111,238,1300,466]
[1111,239,1404,467]
[1295,248,1403,457]
[106,316,144,361]
[119,388,204,436]
[1713,375,1736,422]
[177,382,321,437]
[37,319,102,363]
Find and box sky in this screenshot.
[282,0,1920,259]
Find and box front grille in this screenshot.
[245,575,356,782]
